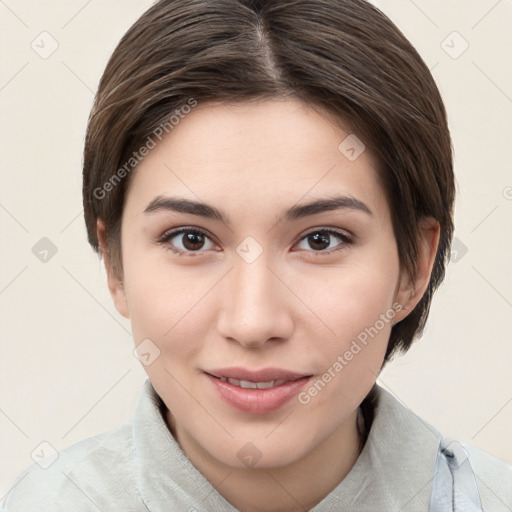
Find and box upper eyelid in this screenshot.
[301,227,352,239]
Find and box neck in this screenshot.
[167,408,364,512]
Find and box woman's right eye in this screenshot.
[157,227,217,256]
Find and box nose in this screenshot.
[216,254,294,349]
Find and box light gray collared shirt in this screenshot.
[2,379,511,511]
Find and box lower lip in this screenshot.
[205,373,312,414]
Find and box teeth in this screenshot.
[219,377,287,389]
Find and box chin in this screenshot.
[207,433,311,471]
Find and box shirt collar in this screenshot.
[133,379,239,511]
[311,384,443,511]
[133,379,442,511]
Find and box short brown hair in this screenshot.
[82,0,455,362]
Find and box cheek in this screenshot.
[122,249,216,357]
[305,247,399,333]
[297,277,396,412]
[296,245,400,380]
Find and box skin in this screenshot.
[97,98,440,512]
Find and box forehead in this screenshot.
[124,98,389,223]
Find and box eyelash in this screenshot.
[156,226,354,258]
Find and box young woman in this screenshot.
[3,0,511,510]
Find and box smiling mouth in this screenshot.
[204,371,313,414]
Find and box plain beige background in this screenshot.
[1,0,511,499]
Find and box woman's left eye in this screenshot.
[295,229,353,255]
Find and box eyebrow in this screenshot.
[143,194,373,225]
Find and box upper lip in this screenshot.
[205,367,311,382]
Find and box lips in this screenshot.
[204,367,313,414]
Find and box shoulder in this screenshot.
[463,442,512,511]
[365,386,512,511]
[1,423,142,512]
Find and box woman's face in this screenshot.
[110,98,416,469]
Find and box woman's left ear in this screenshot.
[394,216,441,320]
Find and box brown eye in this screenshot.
[296,229,353,254]
[181,231,206,251]
[158,227,216,255]
[307,232,331,251]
